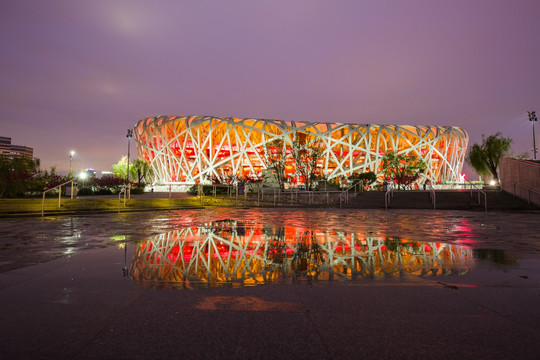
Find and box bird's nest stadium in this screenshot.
[134,115,468,188]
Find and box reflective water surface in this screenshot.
[1,208,539,360]
[1,208,538,287]
[130,220,478,288]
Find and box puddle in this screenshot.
[130,220,482,288]
[1,209,537,285]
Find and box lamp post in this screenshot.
[69,150,75,178]
[126,129,133,185]
[528,111,538,160]
[79,171,87,187]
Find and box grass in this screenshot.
[0,197,206,217]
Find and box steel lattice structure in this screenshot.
[129,221,474,288]
[134,115,468,185]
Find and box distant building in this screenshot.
[79,168,97,179]
[0,136,34,159]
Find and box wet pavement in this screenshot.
[1,208,539,359]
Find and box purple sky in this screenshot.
[2,0,540,179]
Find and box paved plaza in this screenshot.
[1,208,539,359]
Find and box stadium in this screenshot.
[133,115,468,187]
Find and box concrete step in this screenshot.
[346,190,539,211]
[386,191,434,209]
[345,192,386,209]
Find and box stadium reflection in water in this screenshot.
[130,220,475,288]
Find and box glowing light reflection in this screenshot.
[130,221,475,288]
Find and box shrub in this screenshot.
[187,184,231,195]
[91,176,124,194]
[43,190,61,198]
[130,186,145,195]
[348,171,377,188]
[77,187,93,196]
[187,185,197,195]
[94,188,113,195]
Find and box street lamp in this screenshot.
[79,171,88,187]
[528,111,538,160]
[69,150,75,177]
[126,129,133,185]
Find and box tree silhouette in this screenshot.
[466,132,512,182]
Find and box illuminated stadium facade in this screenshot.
[134,115,468,186]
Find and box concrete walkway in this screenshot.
[1,245,539,360]
[1,208,539,359]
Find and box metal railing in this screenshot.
[197,184,205,206]
[41,180,74,216]
[339,182,363,208]
[199,181,367,208]
[196,184,248,207]
[168,184,174,210]
[259,188,344,207]
[503,180,540,206]
[430,189,436,210]
[468,183,487,212]
[429,182,485,190]
[118,185,131,212]
[384,189,393,210]
[195,181,362,208]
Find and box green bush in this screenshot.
[77,187,93,196]
[213,185,231,195]
[187,184,231,195]
[40,190,61,198]
[349,171,377,187]
[187,185,197,195]
[95,188,113,195]
[130,186,145,194]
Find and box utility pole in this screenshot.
[528,111,538,160]
[69,150,75,178]
[126,129,133,184]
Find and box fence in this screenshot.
[500,157,540,207]
[41,180,74,216]
[198,183,354,208]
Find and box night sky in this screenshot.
[1,0,539,179]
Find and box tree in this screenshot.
[349,171,377,189]
[112,156,139,184]
[0,157,69,198]
[466,132,512,182]
[131,159,154,186]
[381,151,426,190]
[0,157,41,198]
[291,132,324,191]
[28,166,69,194]
[263,138,288,189]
